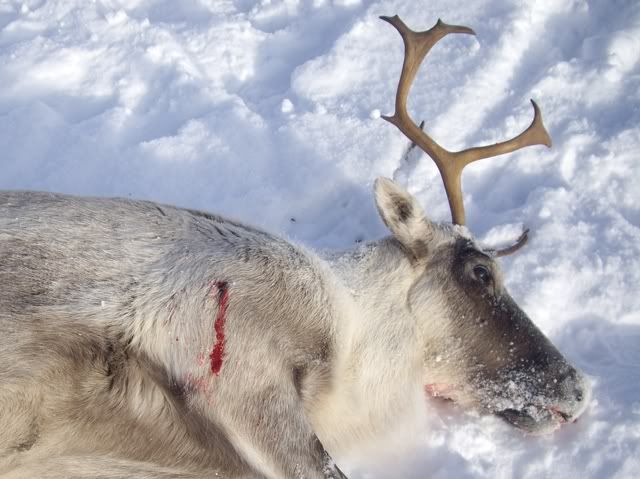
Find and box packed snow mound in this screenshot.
[1,0,639,478]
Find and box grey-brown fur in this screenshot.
[0,180,589,478]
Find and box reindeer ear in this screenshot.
[374,177,433,260]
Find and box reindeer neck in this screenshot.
[309,239,425,449]
[322,237,420,362]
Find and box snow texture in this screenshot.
[1,0,639,477]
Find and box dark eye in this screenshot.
[473,265,492,286]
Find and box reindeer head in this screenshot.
[376,16,590,433]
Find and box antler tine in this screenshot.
[380,16,475,146]
[457,100,552,167]
[486,228,530,257]
[381,15,552,227]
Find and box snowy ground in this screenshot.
[1,0,639,477]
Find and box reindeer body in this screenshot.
[0,190,427,478]
[0,185,589,479]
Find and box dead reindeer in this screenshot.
[0,15,589,479]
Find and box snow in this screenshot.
[1,0,639,477]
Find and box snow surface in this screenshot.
[1,0,639,477]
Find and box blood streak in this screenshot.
[210,281,230,375]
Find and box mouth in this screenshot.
[426,385,580,434]
[548,406,572,423]
[497,405,575,434]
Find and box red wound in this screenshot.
[210,281,229,375]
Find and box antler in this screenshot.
[381,15,551,254]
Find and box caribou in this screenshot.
[0,16,589,479]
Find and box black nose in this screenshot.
[555,366,589,405]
